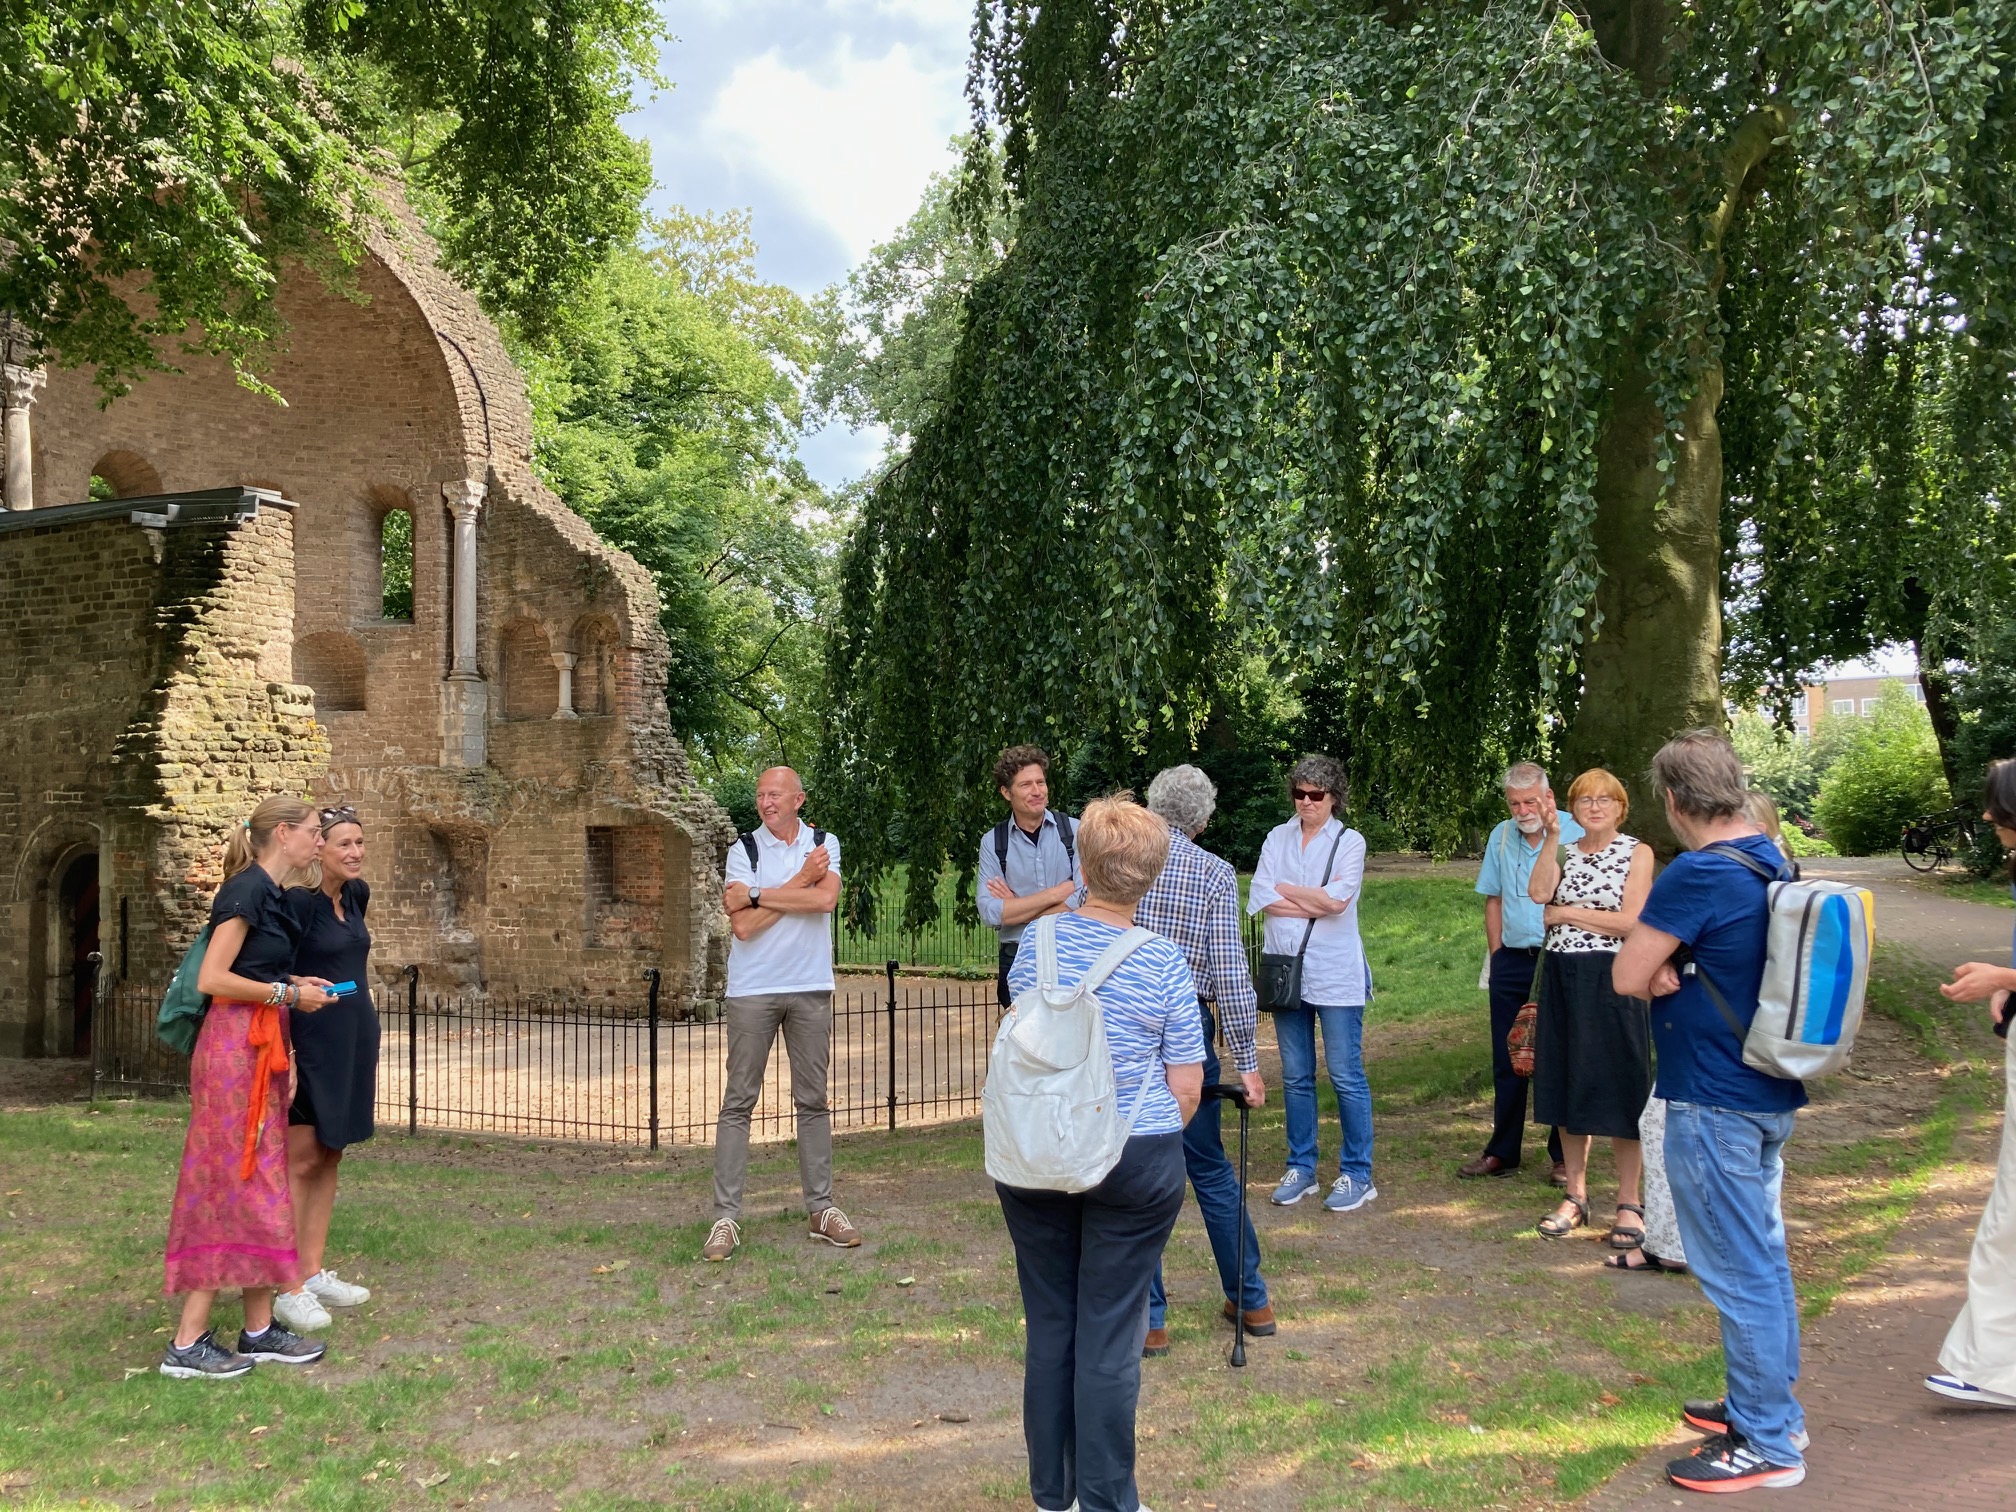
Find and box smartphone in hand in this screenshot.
[324,981,357,999]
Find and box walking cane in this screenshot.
[1209,1082,1256,1369]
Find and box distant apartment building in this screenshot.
[1791,672,1925,737]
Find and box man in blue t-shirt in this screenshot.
[1614,731,1807,1495]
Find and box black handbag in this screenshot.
[1257,827,1345,1012]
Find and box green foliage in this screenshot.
[0,2,659,394]
[825,0,2016,912]
[1812,687,1952,855]
[1731,711,1820,817]
[812,139,1014,461]
[379,507,414,620]
[517,211,834,783]
[1951,616,2016,795]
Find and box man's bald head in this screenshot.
[755,766,808,837]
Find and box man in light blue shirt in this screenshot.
[975,744,1085,1007]
[1460,761,1583,1181]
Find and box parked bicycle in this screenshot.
[1900,806,1978,873]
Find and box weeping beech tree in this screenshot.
[825,0,2016,896]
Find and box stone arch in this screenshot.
[499,619,558,721]
[9,819,103,1058]
[366,485,416,621]
[88,450,163,500]
[571,614,621,717]
[294,630,368,713]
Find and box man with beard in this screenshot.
[1460,762,1580,1184]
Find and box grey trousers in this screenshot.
[711,990,834,1221]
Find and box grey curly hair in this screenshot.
[1288,753,1349,813]
[1145,764,1217,835]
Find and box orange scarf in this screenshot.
[238,1001,290,1180]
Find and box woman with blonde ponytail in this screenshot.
[159,797,335,1380]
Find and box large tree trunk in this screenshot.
[1561,360,1728,856]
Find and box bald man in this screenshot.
[704,767,861,1260]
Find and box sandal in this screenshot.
[1608,1203,1646,1251]
[1604,1249,1672,1272]
[1538,1194,1588,1239]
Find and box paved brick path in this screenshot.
[1590,861,2013,1511]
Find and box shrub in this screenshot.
[1783,827,1836,859]
[1811,687,1951,854]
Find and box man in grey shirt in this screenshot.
[975,743,1085,1007]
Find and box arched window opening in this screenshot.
[294,631,368,714]
[379,508,414,620]
[87,450,163,500]
[572,616,620,716]
[499,620,557,721]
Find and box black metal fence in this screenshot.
[91,966,1005,1149]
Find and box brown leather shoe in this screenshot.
[1142,1327,1171,1357]
[809,1207,862,1248]
[1220,1301,1277,1336]
[1457,1154,1515,1179]
[1549,1162,1570,1188]
[701,1218,740,1262]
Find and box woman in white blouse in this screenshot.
[1249,755,1375,1214]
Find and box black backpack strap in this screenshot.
[739,831,758,873]
[993,818,1012,873]
[813,827,826,847]
[1057,814,1076,867]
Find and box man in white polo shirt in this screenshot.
[702,766,861,1261]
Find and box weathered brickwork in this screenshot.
[3,194,732,1053]
[0,493,327,1055]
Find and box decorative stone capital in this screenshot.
[2,363,44,411]
[441,477,486,523]
[549,652,577,671]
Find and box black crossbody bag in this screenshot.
[1257,827,1345,1012]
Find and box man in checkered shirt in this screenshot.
[1135,765,1275,1355]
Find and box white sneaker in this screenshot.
[303,1269,371,1307]
[272,1288,332,1334]
[1926,1373,2016,1407]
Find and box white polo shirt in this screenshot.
[723,820,840,997]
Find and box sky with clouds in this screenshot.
[629,2,974,486]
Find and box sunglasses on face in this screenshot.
[1291,788,1330,804]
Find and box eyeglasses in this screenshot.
[1291,788,1330,804]
[1573,795,1620,808]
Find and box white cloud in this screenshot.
[703,39,966,264]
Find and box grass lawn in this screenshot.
[0,876,1995,1511]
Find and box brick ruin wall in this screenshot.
[0,497,326,1055]
[10,196,734,1032]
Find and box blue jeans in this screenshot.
[1664,1101,1806,1467]
[1148,1001,1268,1329]
[1274,1001,1373,1183]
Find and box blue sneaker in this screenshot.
[1269,1168,1319,1205]
[1323,1174,1377,1213]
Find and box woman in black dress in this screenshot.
[271,805,381,1333]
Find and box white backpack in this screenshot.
[1691,844,1876,1081]
[982,914,1156,1192]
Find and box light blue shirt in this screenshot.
[1005,914,1206,1136]
[976,811,1087,945]
[1475,813,1584,949]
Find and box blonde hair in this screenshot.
[219,796,317,880]
[1077,792,1172,906]
[1744,789,1789,856]
[1567,767,1630,824]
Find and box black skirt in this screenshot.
[1531,949,1651,1139]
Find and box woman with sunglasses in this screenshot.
[271,805,382,1335]
[1250,755,1375,1213]
[1926,757,2016,1409]
[1526,768,1654,1248]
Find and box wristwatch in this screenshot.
[748,888,763,910]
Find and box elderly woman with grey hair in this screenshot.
[1248,755,1376,1213]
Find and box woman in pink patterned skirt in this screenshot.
[160,796,336,1379]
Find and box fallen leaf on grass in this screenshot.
[122,1367,148,1379]
[894,1276,916,1287]
[591,1260,630,1275]
[0,1472,32,1492]
[415,1471,450,1488]
[935,1411,970,1424]
[249,1425,269,1435]
[1599,1392,1621,1407]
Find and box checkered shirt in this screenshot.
[1134,822,1259,1074]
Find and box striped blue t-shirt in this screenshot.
[1006,913,1207,1136]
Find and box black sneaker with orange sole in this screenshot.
[1666,1431,1805,1493]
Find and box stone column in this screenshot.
[3,363,45,511]
[550,652,578,719]
[443,479,486,676]
[439,478,490,768]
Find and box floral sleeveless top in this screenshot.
[1545,834,1639,955]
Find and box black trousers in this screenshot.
[997,1131,1187,1512]
[1486,947,1564,1169]
[998,941,1019,1009]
